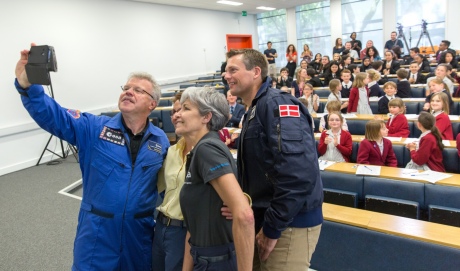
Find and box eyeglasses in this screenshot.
[121,85,154,100]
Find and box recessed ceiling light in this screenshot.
[256,6,276,11]
[217,0,243,6]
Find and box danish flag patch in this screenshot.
[279,105,300,117]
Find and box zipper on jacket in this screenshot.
[276,123,281,152]
[119,131,152,253]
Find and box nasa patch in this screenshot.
[67,109,81,119]
[99,127,125,146]
[147,140,162,154]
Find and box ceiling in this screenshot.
[129,0,316,15]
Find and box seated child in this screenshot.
[324,79,348,113]
[407,61,426,84]
[318,112,353,162]
[430,92,453,140]
[405,112,445,172]
[386,98,410,137]
[366,69,384,97]
[378,81,398,114]
[357,119,398,167]
[319,101,349,132]
[396,68,411,98]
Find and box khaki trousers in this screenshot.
[253,224,322,271]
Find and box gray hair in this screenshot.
[180,86,229,131]
[128,72,161,102]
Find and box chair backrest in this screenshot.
[411,87,426,98]
[179,84,196,89]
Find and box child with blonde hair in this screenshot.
[347,72,372,114]
[324,79,348,113]
[378,81,398,114]
[430,92,453,140]
[318,112,353,162]
[319,101,348,132]
[366,69,384,97]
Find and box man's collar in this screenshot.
[121,115,149,136]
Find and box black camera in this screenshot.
[25,45,57,85]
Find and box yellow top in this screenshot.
[157,137,187,220]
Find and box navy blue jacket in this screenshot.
[237,77,323,239]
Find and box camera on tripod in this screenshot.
[421,20,428,30]
[25,45,57,85]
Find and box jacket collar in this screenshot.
[253,77,272,106]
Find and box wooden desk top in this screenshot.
[323,203,460,249]
[367,212,460,249]
[322,202,373,228]
[321,161,460,187]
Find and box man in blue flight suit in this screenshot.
[224,48,323,270]
[14,44,169,270]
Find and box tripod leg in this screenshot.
[425,31,435,54]
[402,36,409,54]
[36,134,54,166]
[416,32,424,48]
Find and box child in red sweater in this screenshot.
[357,119,398,166]
[318,112,353,162]
[386,98,410,137]
[430,92,453,140]
[406,112,445,172]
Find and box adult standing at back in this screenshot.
[349,32,362,57]
[14,44,169,270]
[264,41,278,78]
[384,31,404,52]
[225,48,323,270]
[285,44,298,78]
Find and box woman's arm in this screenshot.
[312,95,319,112]
[182,231,193,271]
[210,173,255,271]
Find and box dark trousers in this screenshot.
[286,62,297,78]
[152,218,187,271]
[189,242,236,271]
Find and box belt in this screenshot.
[157,212,185,227]
[89,207,153,219]
[198,251,235,263]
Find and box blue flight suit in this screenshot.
[237,77,323,239]
[15,80,169,270]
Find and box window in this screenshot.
[396,0,446,54]
[342,0,383,58]
[257,9,288,68]
[296,1,331,59]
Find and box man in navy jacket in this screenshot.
[224,48,323,270]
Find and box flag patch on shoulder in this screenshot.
[279,105,300,117]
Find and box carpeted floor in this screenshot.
[0,156,81,271]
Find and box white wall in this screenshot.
[0,0,257,176]
[446,0,460,49]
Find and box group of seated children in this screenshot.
[318,97,449,172]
